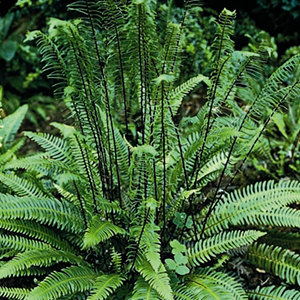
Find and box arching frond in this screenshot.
[187,230,266,267]
[205,180,300,235]
[185,274,234,300]
[247,285,300,300]
[136,259,173,300]
[87,274,125,300]
[0,194,85,233]
[191,268,248,300]
[173,286,200,300]
[0,172,46,197]
[0,138,25,167]
[132,277,161,300]
[26,266,96,300]
[0,219,75,252]
[247,243,300,285]
[0,249,84,280]
[0,105,28,144]
[82,215,126,249]
[0,234,50,252]
[251,206,300,228]
[24,132,74,164]
[0,286,29,300]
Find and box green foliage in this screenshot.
[248,285,300,300]
[1,2,300,299]
[0,0,71,124]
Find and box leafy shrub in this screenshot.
[0,1,300,299]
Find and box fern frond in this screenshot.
[132,277,161,300]
[82,215,126,249]
[0,286,29,300]
[0,138,25,167]
[136,259,173,300]
[86,274,124,300]
[0,173,46,197]
[0,249,84,280]
[247,243,300,285]
[247,285,300,300]
[253,53,300,118]
[187,230,266,267]
[131,219,162,272]
[26,266,96,300]
[0,194,85,233]
[24,132,74,164]
[185,274,234,300]
[205,180,300,235]
[251,206,300,228]
[0,105,28,144]
[212,8,236,65]
[0,219,75,252]
[192,268,248,300]
[0,234,50,252]
[260,231,300,250]
[6,153,75,175]
[168,74,210,117]
[193,151,230,187]
[110,248,122,273]
[173,286,199,300]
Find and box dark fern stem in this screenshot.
[74,134,99,214]
[160,82,167,238]
[84,0,122,206]
[110,2,130,164]
[138,4,146,145]
[73,180,88,229]
[130,208,151,272]
[71,25,110,195]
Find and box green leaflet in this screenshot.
[83,215,126,249]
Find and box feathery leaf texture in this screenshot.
[136,260,174,300]
[247,285,300,300]
[1,1,300,299]
[0,249,84,280]
[247,243,300,285]
[0,105,28,144]
[187,230,266,267]
[86,274,124,300]
[83,215,126,249]
[26,266,96,300]
[0,287,29,300]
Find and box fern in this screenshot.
[0,105,28,144]
[186,268,247,300]
[136,259,173,300]
[0,249,84,279]
[132,277,161,300]
[82,216,126,249]
[26,266,97,300]
[0,287,29,300]
[246,243,300,285]
[187,230,266,267]
[247,285,300,300]
[1,2,300,299]
[87,274,124,300]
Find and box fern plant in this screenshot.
[1,1,300,299]
[0,104,28,193]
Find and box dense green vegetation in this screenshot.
[1,1,300,299]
